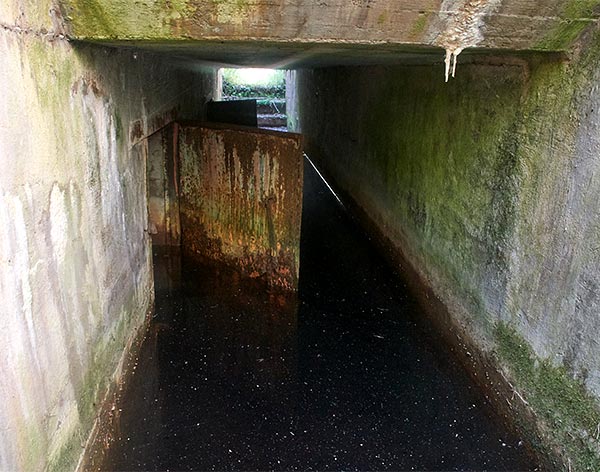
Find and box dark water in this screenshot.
[101,160,537,471]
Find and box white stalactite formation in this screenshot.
[434,0,502,82]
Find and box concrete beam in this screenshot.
[54,0,600,64]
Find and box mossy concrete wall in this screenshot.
[0,5,216,470]
[53,0,600,52]
[297,25,600,470]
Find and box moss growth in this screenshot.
[62,0,195,39]
[48,301,147,472]
[22,422,47,472]
[77,305,141,426]
[537,19,594,51]
[409,13,429,38]
[536,0,600,50]
[357,64,523,325]
[563,0,600,18]
[68,0,117,37]
[495,323,600,470]
[47,430,84,472]
[211,0,250,24]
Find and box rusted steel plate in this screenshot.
[178,123,303,290]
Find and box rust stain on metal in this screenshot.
[178,123,303,291]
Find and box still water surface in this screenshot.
[102,160,537,471]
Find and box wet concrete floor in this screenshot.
[101,159,538,471]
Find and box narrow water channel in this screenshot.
[100,159,537,471]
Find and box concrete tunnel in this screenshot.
[2,1,600,470]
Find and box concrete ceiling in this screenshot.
[91,39,557,70]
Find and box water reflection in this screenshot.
[102,249,298,471]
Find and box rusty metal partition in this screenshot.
[177,123,303,290]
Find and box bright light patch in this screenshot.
[236,69,277,85]
[225,68,280,86]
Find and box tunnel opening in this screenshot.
[70,42,552,470]
[44,37,568,470]
[6,2,600,470]
[83,48,543,465]
[210,67,289,131]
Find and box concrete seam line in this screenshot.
[0,22,68,42]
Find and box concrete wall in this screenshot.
[297,26,600,469]
[179,123,303,290]
[54,0,599,52]
[0,4,216,470]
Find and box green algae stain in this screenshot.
[496,47,600,469]
[64,0,118,37]
[23,39,80,150]
[62,0,197,39]
[536,0,600,50]
[21,422,47,472]
[495,323,600,470]
[359,65,523,321]
[47,302,148,472]
[409,13,429,39]
[27,41,66,108]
